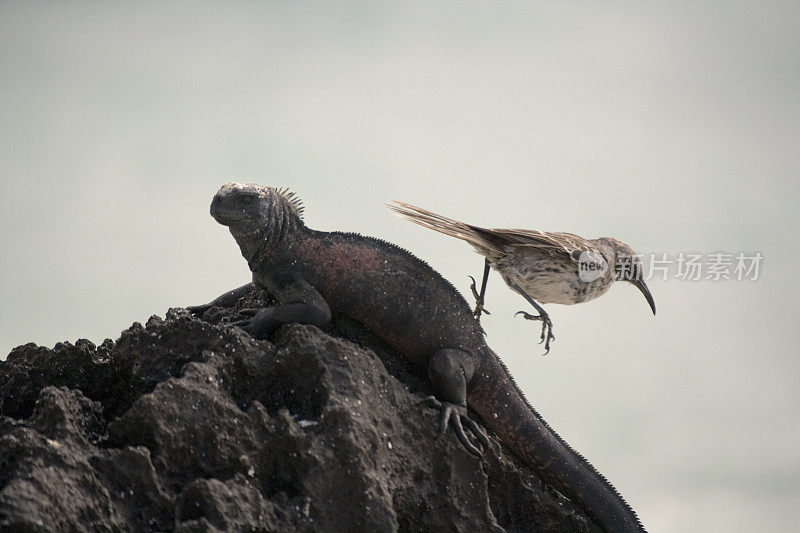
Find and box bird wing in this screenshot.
[484,229,589,261]
[388,201,505,254]
[389,201,593,261]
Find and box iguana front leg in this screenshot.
[423,348,489,456]
[231,265,331,339]
[187,282,256,315]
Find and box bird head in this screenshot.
[605,238,656,315]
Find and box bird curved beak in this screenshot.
[633,279,656,315]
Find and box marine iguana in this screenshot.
[189,182,645,532]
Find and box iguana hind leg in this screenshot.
[423,348,489,456]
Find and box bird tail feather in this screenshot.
[387,201,499,254]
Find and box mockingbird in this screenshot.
[389,202,656,354]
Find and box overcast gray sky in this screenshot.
[2,2,799,531]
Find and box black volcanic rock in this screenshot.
[0,291,598,532]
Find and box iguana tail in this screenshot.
[468,349,646,533]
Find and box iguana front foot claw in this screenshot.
[514,311,556,355]
[418,396,489,456]
[186,303,212,316]
[469,276,490,320]
[230,308,275,339]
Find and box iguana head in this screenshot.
[211,182,305,270]
[211,182,303,225]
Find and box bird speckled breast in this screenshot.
[495,250,614,305]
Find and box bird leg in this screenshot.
[469,259,492,321]
[515,310,555,354]
[509,281,556,355]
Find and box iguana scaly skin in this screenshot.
[191,183,645,532]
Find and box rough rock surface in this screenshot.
[0,289,599,532]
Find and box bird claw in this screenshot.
[514,311,556,355]
[418,396,489,456]
[469,276,490,320]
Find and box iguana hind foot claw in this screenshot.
[418,395,489,456]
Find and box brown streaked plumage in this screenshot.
[388,201,656,354]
